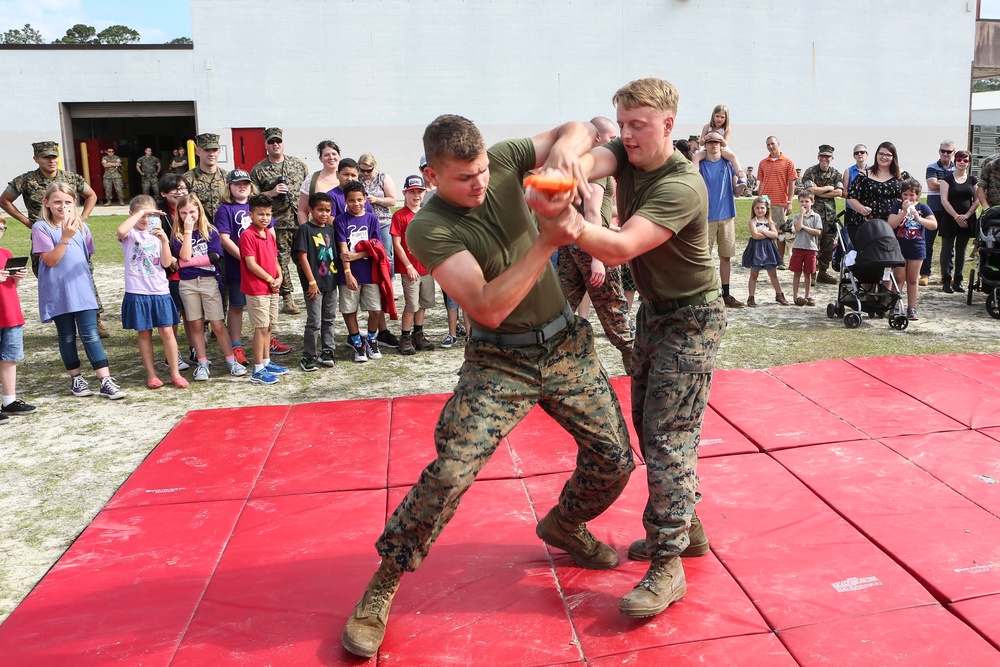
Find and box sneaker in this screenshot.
[399,333,417,355]
[628,513,710,561]
[412,330,435,351]
[2,399,37,415]
[441,334,458,348]
[232,345,248,366]
[269,336,292,356]
[188,347,197,362]
[264,360,289,375]
[376,329,400,349]
[70,374,93,397]
[0,412,8,423]
[456,322,468,337]
[299,356,319,372]
[536,507,618,570]
[193,363,210,381]
[364,337,383,359]
[319,348,337,367]
[352,340,368,363]
[227,359,248,377]
[250,368,279,385]
[907,306,918,320]
[619,556,686,618]
[165,354,190,372]
[99,376,126,400]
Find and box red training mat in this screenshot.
[588,632,798,667]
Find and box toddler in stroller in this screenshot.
[966,205,1000,318]
[827,216,908,329]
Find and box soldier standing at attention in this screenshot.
[250,128,309,315]
[341,114,634,658]
[170,147,189,175]
[548,77,727,620]
[1,141,111,337]
[101,147,125,206]
[801,145,844,285]
[135,148,161,197]
[183,134,228,223]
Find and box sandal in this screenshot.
[747,295,757,308]
[794,297,807,306]
[171,376,190,389]
[805,297,816,307]
[776,292,790,306]
[147,377,164,389]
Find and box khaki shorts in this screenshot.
[338,282,381,314]
[401,274,436,312]
[179,276,224,321]
[246,293,279,329]
[708,217,736,258]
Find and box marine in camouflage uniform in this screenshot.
[169,149,189,175]
[978,152,1000,207]
[249,128,308,299]
[182,133,228,221]
[101,151,125,204]
[1,142,106,323]
[136,151,161,197]
[343,121,634,659]
[800,145,845,276]
[574,79,726,618]
[556,174,633,370]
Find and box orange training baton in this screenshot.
[523,174,578,193]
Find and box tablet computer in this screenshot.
[4,256,28,273]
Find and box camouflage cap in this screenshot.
[195,133,220,150]
[263,127,283,141]
[32,141,60,158]
[818,144,835,157]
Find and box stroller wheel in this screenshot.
[835,303,846,318]
[890,314,909,331]
[827,303,836,319]
[844,312,862,329]
[967,269,975,306]
[988,291,1000,320]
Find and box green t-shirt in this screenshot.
[406,138,565,333]
[606,138,718,301]
[574,175,614,227]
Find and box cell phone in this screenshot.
[147,214,160,232]
[4,256,28,273]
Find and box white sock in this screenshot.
[255,363,265,373]
[263,358,271,366]
[2,395,15,407]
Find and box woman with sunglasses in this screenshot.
[842,145,869,226]
[357,153,398,272]
[937,150,980,293]
[846,141,902,224]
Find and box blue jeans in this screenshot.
[379,225,395,274]
[52,309,108,371]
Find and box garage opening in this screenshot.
[62,101,197,201]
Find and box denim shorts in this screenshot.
[0,325,24,362]
[227,281,247,308]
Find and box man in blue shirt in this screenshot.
[922,140,956,285]
[694,131,746,308]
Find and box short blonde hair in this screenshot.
[613,77,679,114]
[358,152,377,169]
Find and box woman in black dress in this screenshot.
[938,149,980,292]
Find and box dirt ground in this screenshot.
[1,252,998,622]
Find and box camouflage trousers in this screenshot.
[817,219,839,274]
[103,173,124,202]
[376,315,635,572]
[631,297,726,560]
[141,176,158,197]
[557,243,634,358]
[275,228,296,297]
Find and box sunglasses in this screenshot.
[359,168,374,174]
[267,138,282,145]
[955,157,971,163]
[853,150,867,155]
[939,149,953,154]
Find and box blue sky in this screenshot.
[0,0,191,43]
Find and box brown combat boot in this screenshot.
[282,293,300,314]
[817,271,839,285]
[627,512,710,561]
[342,561,403,658]
[536,507,618,569]
[619,556,686,618]
[412,329,434,351]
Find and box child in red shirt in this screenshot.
[0,222,37,419]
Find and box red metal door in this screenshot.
[231,128,266,171]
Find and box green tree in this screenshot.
[97,25,140,45]
[168,36,193,45]
[53,23,98,44]
[0,23,44,44]
[973,78,1000,93]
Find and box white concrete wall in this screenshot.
[0,0,979,205]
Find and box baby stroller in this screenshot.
[966,206,1000,319]
[826,217,908,329]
